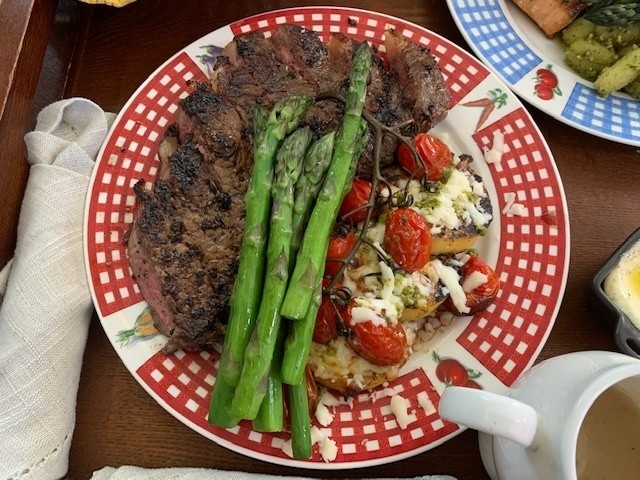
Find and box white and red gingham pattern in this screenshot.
[461,109,568,384]
[137,350,458,463]
[84,6,569,468]
[86,53,208,318]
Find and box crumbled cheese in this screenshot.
[462,271,488,292]
[410,271,434,297]
[341,269,359,298]
[319,436,339,462]
[502,192,516,215]
[345,396,354,409]
[352,297,399,325]
[351,306,386,326]
[371,387,396,402]
[455,252,471,266]
[310,425,326,445]
[390,394,412,429]
[484,130,505,165]
[379,261,395,302]
[417,391,437,415]
[504,202,527,216]
[352,373,365,390]
[282,440,293,458]
[366,222,386,244]
[406,179,424,204]
[319,390,340,407]
[432,259,469,314]
[502,191,527,216]
[315,402,334,427]
[465,201,492,227]
[416,169,490,230]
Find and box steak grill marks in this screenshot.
[128,25,451,351]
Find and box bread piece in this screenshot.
[308,337,407,394]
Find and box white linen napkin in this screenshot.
[0,98,457,480]
[0,98,115,480]
[92,466,456,480]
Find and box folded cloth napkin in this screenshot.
[0,98,115,480]
[0,98,457,480]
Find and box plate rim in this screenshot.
[445,0,640,147]
[83,5,571,469]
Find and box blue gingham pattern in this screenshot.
[564,83,640,142]
[448,0,540,85]
[448,0,640,145]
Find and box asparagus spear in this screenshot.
[290,131,336,261]
[252,330,285,432]
[281,119,368,385]
[231,126,314,420]
[217,96,312,388]
[585,1,640,26]
[289,377,312,459]
[207,375,239,428]
[281,277,323,385]
[280,42,372,321]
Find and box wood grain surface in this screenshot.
[2,1,639,479]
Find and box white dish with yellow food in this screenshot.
[447,0,640,146]
[593,226,640,359]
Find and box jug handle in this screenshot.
[438,386,538,447]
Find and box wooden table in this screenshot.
[2,1,640,479]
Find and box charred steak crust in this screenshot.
[129,88,250,350]
[128,25,451,351]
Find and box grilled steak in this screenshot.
[129,88,251,350]
[128,25,451,351]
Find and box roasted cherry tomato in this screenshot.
[344,299,407,366]
[325,231,357,277]
[435,358,469,386]
[313,295,340,344]
[383,208,432,272]
[396,133,453,182]
[446,256,501,315]
[339,179,376,224]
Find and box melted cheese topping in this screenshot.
[366,222,386,244]
[432,259,469,314]
[462,271,488,292]
[411,169,492,231]
[379,261,395,301]
[352,297,399,326]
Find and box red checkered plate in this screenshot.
[83,7,570,469]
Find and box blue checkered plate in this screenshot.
[447,0,640,146]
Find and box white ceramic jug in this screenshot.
[438,350,640,480]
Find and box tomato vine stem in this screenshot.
[315,91,427,330]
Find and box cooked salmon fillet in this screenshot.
[512,0,586,36]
